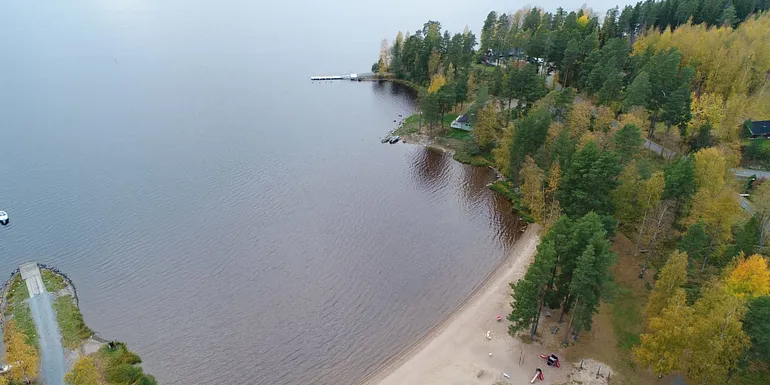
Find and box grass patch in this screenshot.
[94,341,157,385]
[41,269,67,292]
[4,274,39,349]
[441,127,473,141]
[453,151,493,167]
[607,284,644,351]
[441,113,459,128]
[53,295,92,349]
[742,139,770,149]
[393,113,420,136]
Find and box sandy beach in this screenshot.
[362,225,574,385]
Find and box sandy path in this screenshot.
[362,225,570,385]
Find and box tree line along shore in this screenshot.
[1,266,156,385]
[376,1,770,384]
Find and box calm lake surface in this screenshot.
[0,1,525,384]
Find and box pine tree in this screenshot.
[567,233,616,340]
[508,241,557,337]
[678,221,709,264]
[743,296,770,363]
[557,142,621,218]
[613,124,644,163]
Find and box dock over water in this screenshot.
[310,72,377,81]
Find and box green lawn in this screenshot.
[42,269,67,292]
[608,284,645,351]
[393,113,420,136]
[94,342,157,385]
[742,139,770,149]
[53,295,93,349]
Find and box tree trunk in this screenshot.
[419,111,422,132]
[648,109,659,138]
[530,299,544,340]
[558,292,572,323]
[562,296,578,345]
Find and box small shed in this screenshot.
[451,114,473,131]
[748,120,770,139]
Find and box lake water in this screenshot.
[0,1,523,384]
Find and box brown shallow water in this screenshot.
[0,1,524,384]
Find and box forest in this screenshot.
[375,0,770,383]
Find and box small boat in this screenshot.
[381,137,390,143]
[389,136,400,144]
[0,211,7,225]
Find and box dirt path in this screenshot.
[361,225,572,385]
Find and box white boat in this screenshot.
[389,136,400,144]
[0,211,8,225]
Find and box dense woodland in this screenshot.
[376,1,770,383]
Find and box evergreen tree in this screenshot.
[614,124,644,163]
[663,156,696,205]
[623,71,651,112]
[557,142,622,218]
[509,108,552,183]
[567,233,616,340]
[508,241,557,336]
[678,221,709,266]
[744,296,770,363]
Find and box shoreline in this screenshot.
[360,225,550,385]
[1,264,156,384]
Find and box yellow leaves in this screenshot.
[618,107,648,133]
[492,123,513,177]
[520,155,545,223]
[473,105,498,150]
[646,251,689,318]
[546,122,564,144]
[427,73,446,94]
[578,131,598,149]
[633,13,770,128]
[576,15,589,28]
[694,147,728,194]
[4,320,39,383]
[634,289,693,377]
[546,162,561,196]
[688,93,725,138]
[568,100,593,140]
[65,355,101,385]
[688,281,751,384]
[594,105,614,133]
[725,254,770,299]
[686,188,741,247]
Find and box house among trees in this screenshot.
[747,120,770,139]
[451,114,473,131]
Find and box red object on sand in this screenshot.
[540,354,560,368]
[496,315,502,321]
[530,368,544,383]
